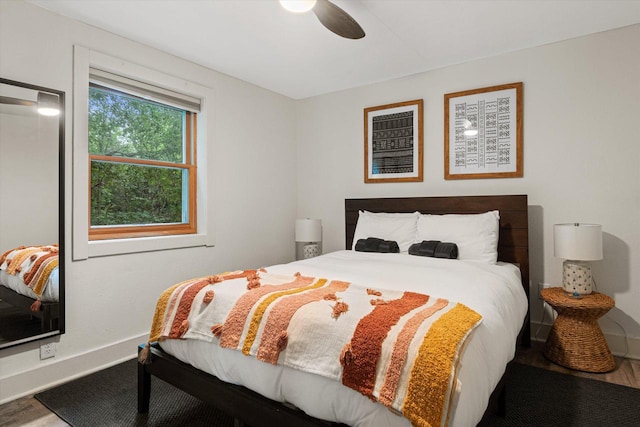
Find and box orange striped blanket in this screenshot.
[0,245,59,309]
[145,269,482,427]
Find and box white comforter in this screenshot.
[0,267,59,302]
[160,250,527,427]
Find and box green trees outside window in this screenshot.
[88,85,196,239]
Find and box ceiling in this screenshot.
[28,0,640,100]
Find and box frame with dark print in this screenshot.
[364,99,423,183]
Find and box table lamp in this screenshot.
[553,223,603,295]
[295,218,322,260]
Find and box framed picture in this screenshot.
[444,82,523,180]
[364,99,423,183]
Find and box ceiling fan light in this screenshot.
[37,92,60,116]
[462,119,477,136]
[280,0,317,13]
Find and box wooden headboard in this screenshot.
[345,194,530,346]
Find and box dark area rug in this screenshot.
[483,363,640,427]
[35,358,234,426]
[35,359,640,427]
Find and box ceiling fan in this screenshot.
[280,0,366,39]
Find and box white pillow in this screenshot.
[416,210,500,264]
[352,211,419,253]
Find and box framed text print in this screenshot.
[364,99,423,183]
[444,82,523,180]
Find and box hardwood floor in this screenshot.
[515,340,640,389]
[1,341,638,427]
[0,394,68,427]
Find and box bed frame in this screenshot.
[138,194,530,426]
[0,286,59,333]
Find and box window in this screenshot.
[73,47,213,259]
[88,69,199,240]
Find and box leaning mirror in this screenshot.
[0,78,65,349]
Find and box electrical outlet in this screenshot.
[538,283,552,299]
[40,342,56,360]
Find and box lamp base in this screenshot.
[296,241,322,260]
[562,260,594,295]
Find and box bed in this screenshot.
[0,245,60,332]
[138,195,530,427]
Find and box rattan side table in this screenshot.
[541,287,615,373]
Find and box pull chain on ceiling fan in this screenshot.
[280,0,366,39]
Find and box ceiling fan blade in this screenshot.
[312,0,365,39]
[0,96,35,107]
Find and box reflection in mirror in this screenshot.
[0,78,64,349]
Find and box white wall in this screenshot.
[0,0,297,402]
[0,94,58,251]
[295,25,640,357]
[1,0,638,405]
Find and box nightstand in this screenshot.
[541,287,615,373]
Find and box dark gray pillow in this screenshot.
[409,240,458,259]
[354,237,400,253]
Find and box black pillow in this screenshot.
[433,242,458,259]
[408,240,440,257]
[408,240,458,259]
[377,240,400,253]
[355,237,399,253]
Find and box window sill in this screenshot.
[88,233,209,258]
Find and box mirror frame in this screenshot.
[0,77,65,349]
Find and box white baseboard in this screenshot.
[530,321,640,360]
[0,333,147,405]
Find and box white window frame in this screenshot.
[73,46,214,260]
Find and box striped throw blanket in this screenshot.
[145,269,482,427]
[0,245,59,309]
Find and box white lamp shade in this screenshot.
[295,218,322,242]
[554,223,603,261]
